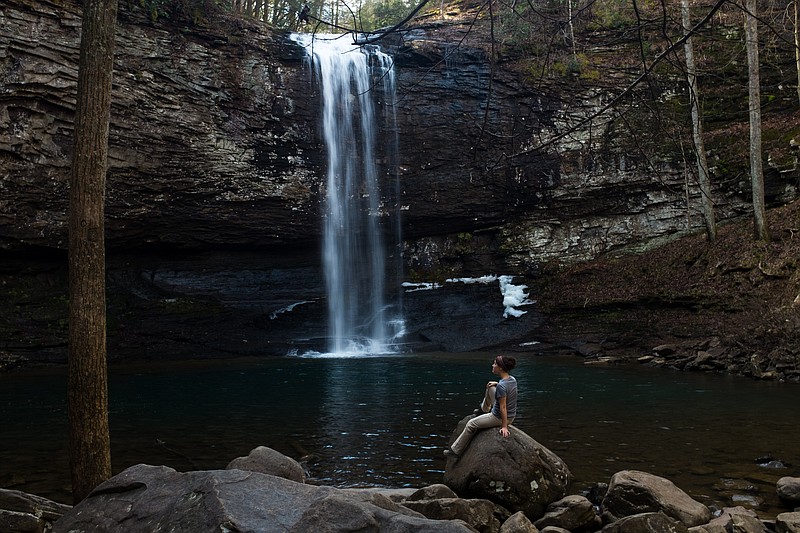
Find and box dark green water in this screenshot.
[1,353,798,518]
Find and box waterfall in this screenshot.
[292,34,404,355]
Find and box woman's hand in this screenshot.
[486,381,498,389]
[499,426,510,437]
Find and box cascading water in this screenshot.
[292,34,404,355]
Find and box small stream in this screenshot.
[1,353,798,518]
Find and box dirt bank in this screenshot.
[530,200,800,382]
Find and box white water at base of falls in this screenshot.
[292,33,404,356]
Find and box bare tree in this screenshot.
[744,0,769,241]
[795,0,800,105]
[682,0,715,241]
[68,0,118,503]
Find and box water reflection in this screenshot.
[0,353,798,519]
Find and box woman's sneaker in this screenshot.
[443,448,460,459]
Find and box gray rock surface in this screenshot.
[778,477,800,505]
[776,511,800,533]
[51,464,475,532]
[601,511,690,533]
[533,494,600,531]
[4,0,797,264]
[602,470,711,528]
[402,497,507,532]
[0,489,71,533]
[443,420,572,520]
[500,511,540,532]
[225,445,306,483]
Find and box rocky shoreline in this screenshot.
[511,200,800,385]
[3,424,800,533]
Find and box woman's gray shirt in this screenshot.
[491,375,518,419]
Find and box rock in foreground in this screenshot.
[777,477,800,506]
[0,488,71,533]
[225,445,306,483]
[602,470,711,527]
[443,419,573,519]
[52,464,474,532]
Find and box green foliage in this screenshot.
[550,53,599,80]
[138,0,168,21]
[586,0,634,30]
[364,0,413,30]
[134,0,225,24]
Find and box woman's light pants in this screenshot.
[449,385,512,456]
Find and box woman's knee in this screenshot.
[465,418,482,432]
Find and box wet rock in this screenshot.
[225,445,305,483]
[402,279,545,352]
[0,489,71,533]
[443,421,572,520]
[699,506,764,533]
[713,478,762,508]
[338,490,425,519]
[778,477,800,505]
[500,511,540,532]
[776,511,800,533]
[533,494,600,531]
[688,524,727,533]
[575,341,603,357]
[653,344,678,356]
[730,512,768,533]
[585,482,610,506]
[401,497,507,532]
[602,470,711,527]
[340,487,418,503]
[601,511,689,532]
[407,484,459,501]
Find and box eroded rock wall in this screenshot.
[3,0,799,268]
[1,0,322,251]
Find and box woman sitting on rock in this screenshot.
[444,355,518,459]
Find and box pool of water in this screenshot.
[1,352,798,518]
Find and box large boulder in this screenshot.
[52,464,474,532]
[225,445,305,483]
[443,419,572,520]
[602,470,711,528]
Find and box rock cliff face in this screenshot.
[3,0,797,265]
[2,0,323,252]
[2,0,799,364]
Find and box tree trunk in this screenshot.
[682,0,716,241]
[68,0,118,504]
[795,1,800,106]
[567,0,577,60]
[745,0,769,241]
